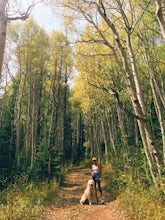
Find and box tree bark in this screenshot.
[100,113,108,164]
[143,45,165,165]
[0,0,7,77]
[105,108,117,156]
[97,1,163,187]
[116,105,129,164]
[0,0,36,77]
[156,0,165,39]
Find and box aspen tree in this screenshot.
[0,0,47,77]
[57,0,165,189]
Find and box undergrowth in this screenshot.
[119,183,165,220]
[0,162,73,219]
[103,164,165,220]
[0,178,59,220]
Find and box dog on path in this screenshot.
[80,179,97,205]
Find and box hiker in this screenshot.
[91,157,104,203]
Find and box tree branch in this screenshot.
[86,78,143,120]
[6,1,43,21]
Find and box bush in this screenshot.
[0,179,59,219]
[103,162,165,220]
[119,181,165,220]
[103,163,121,200]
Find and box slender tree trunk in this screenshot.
[31,75,37,168]
[116,105,129,163]
[90,113,100,160]
[25,91,31,156]
[151,81,165,164]
[156,0,165,39]
[105,108,117,156]
[16,86,22,161]
[97,3,163,187]
[9,88,16,151]
[143,46,165,165]
[25,67,33,165]
[100,113,108,164]
[63,72,71,161]
[126,33,163,184]
[89,124,95,157]
[0,0,7,77]
[126,34,146,114]
[76,112,79,144]
[134,118,139,146]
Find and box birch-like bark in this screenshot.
[143,46,165,165]
[0,1,36,77]
[31,82,36,168]
[93,114,101,163]
[105,108,117,156]
[156,0,165,39]
[0,0,7,77]
[16,78,24,161]
[100,113,108,164]
[97,1,162,187]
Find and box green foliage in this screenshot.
[103,158,165,219]
[80,158,92,167]
[0,178,59,220]
[0,18,75,184]
[103,163,120,200]
[1,3,165,219]
[72,144,85,165]
[29,140,65,182]
[29,141,49,181]
[0,95,16,182]
[119,183,165,220]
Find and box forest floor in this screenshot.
[41,166,131,220]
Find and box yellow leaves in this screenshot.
[70,69,113,114]
[45,80,51,93]
[11,18,49,72]
[71,21,126,114]
[69,75,91,113]
[83,140,90,148]
[49,30,72,68]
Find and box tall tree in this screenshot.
[0,0,46,78]
[156,0,165,39]
[47,30,73,165]
[58,0,165,189]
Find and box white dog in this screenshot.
[80,179,96,205]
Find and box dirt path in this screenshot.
[41,166,130,220]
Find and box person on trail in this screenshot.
[91,157,104,203]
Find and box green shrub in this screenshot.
[103,163,165,219]
[103,163,121,200]
[80,158,92,167]
[0,180,59,220]
[119,182,165,220]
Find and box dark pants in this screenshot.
[93,178,102,193]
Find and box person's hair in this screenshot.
[92,157,97,161]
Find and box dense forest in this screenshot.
[0,0,165,219]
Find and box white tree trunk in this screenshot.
[105,108,117,156]
[0,0,7,76]
[156,0,165,39]
[100,113,108,164]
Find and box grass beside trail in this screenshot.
[119,183,165,220]
[103,164,165,220]
[0,180,59,220]
[1,162,165,220]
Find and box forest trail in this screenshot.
[41,166,130,220]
